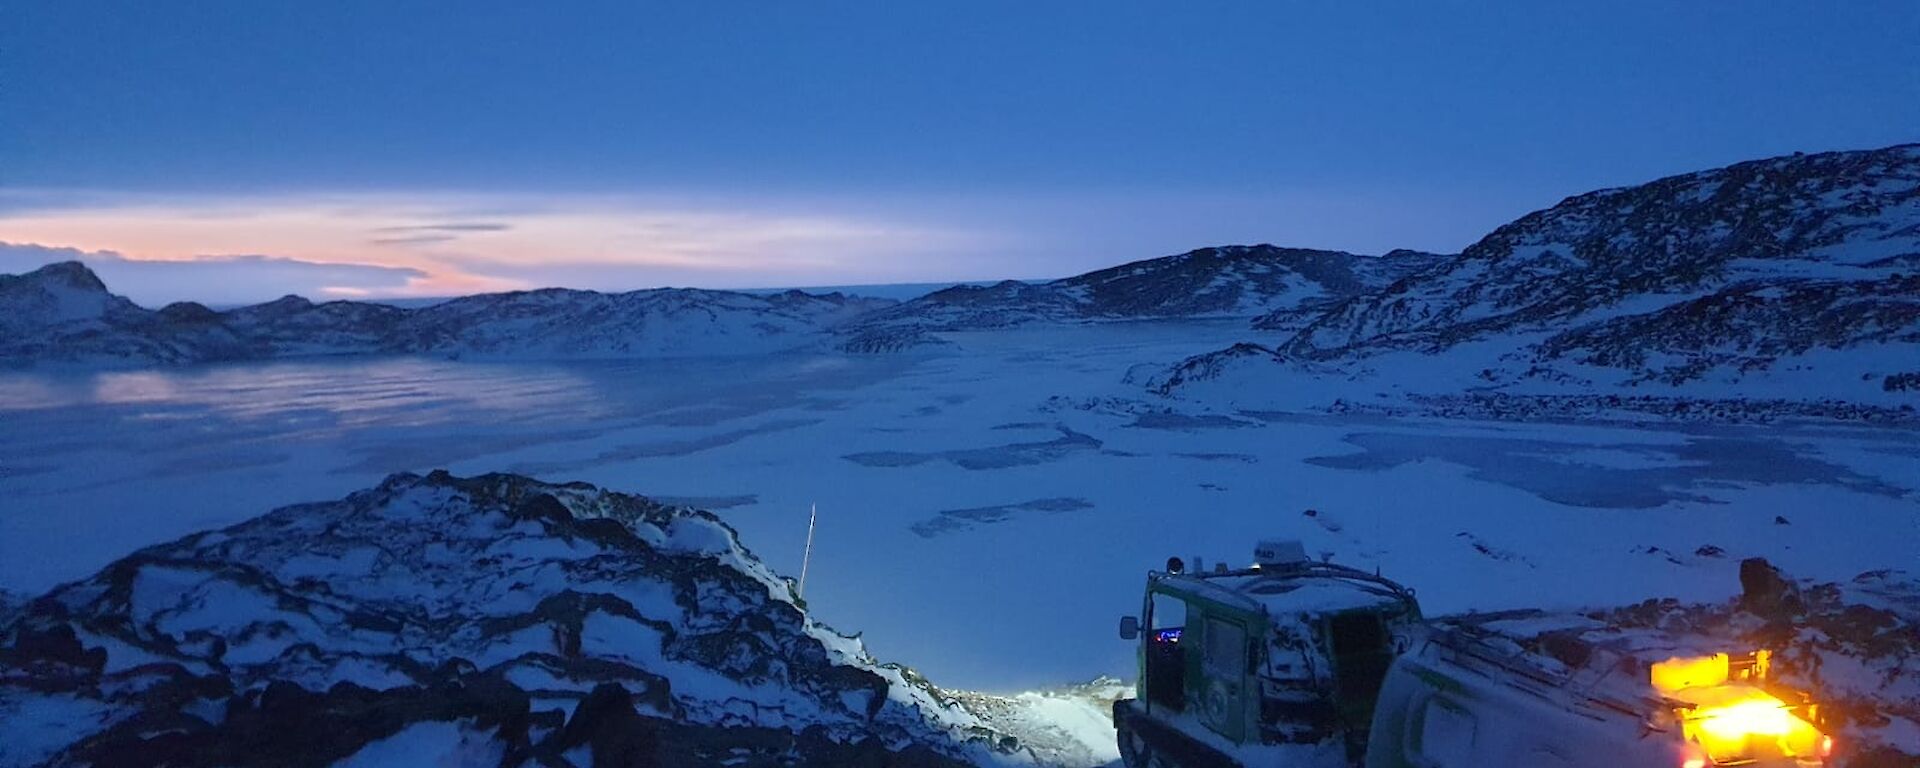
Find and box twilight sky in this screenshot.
[4,2,1917,305]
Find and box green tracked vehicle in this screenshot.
[1112,541,1836,768]
[1114,540,1422,767]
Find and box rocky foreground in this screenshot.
[0,472,1031,767]
[2,472,1913,767]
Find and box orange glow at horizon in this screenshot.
[0,193,979,296]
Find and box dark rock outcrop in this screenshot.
[1162,143,1920,408]
[845,246,1446,339]
[1287,143,1920,365]
[0,472,1011,767]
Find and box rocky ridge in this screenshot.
[0,264,896,366]
[838,246,1447,349]
[0,471,1024,767]
[1162,143,1920,411]
[1287,144,1920,367]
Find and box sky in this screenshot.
[3,2,1918,305]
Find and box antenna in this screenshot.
[797,503,818,599]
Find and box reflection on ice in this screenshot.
[89,371,185,405]
[0,354,903,433]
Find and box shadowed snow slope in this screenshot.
[837,246,1446,351]
[0,471,1026,768]
[1163,143,1920,411]
[0,263,896,366]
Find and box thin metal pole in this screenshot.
[798,502,818,599]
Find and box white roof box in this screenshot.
[1254,539,1309,567]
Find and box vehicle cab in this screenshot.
[1114,541,1424,768]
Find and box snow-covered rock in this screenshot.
[222,294,407,355]
[1290,143,1920,377]
[386,288,891,359]
[844,245,1446,341]
[0,471,1020,767]
[952,678,1131,768]
[0,264,897,366]
[0,262,260,364]
[0,590,22,630]
[0,261,127,333]
[1163,143,1920,414]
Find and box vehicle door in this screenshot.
[1144,589,1189,711]
[1195,610,1255,743]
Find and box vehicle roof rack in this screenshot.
[1423,619,1653,723]
[1159,561,1419,616]
[1251,560,1419,603]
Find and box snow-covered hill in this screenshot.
[0,471,1024,767]
[222,294,409,355]
[0,261,135,334]
[839,246,1446,350]
[11,143,1917,406]
[0,262,260,364]
[386,288,888,359]
[0,263,896,366]
[1163,143,1920,413]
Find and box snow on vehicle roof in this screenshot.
[1163,566,1412,616]
[1430,612,1818,724]
[1461,611,1767,672]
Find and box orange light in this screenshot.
[1656,650,1829,763]
[1652,654,1731,692]
[1678,692,1826,763]
[1695,698,1795,739]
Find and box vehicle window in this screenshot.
[1144,591,1190,711]
[1203,617,1247,676]
[1417,697,1476,767]
[1150,592,1187,630]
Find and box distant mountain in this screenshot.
[221,293,408,355]
[840,245,1447,350]
[1163,143,1920,407]
[0,261,126,334]
[1288,144,1920,366]
[738,281,1001,302]
[0,471,1018,766]
[16,143,1917,387]
[0,263,896,366]
[0,262,259,364]
[384,288,888,358]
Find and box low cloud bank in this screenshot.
[0,243,427,307]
